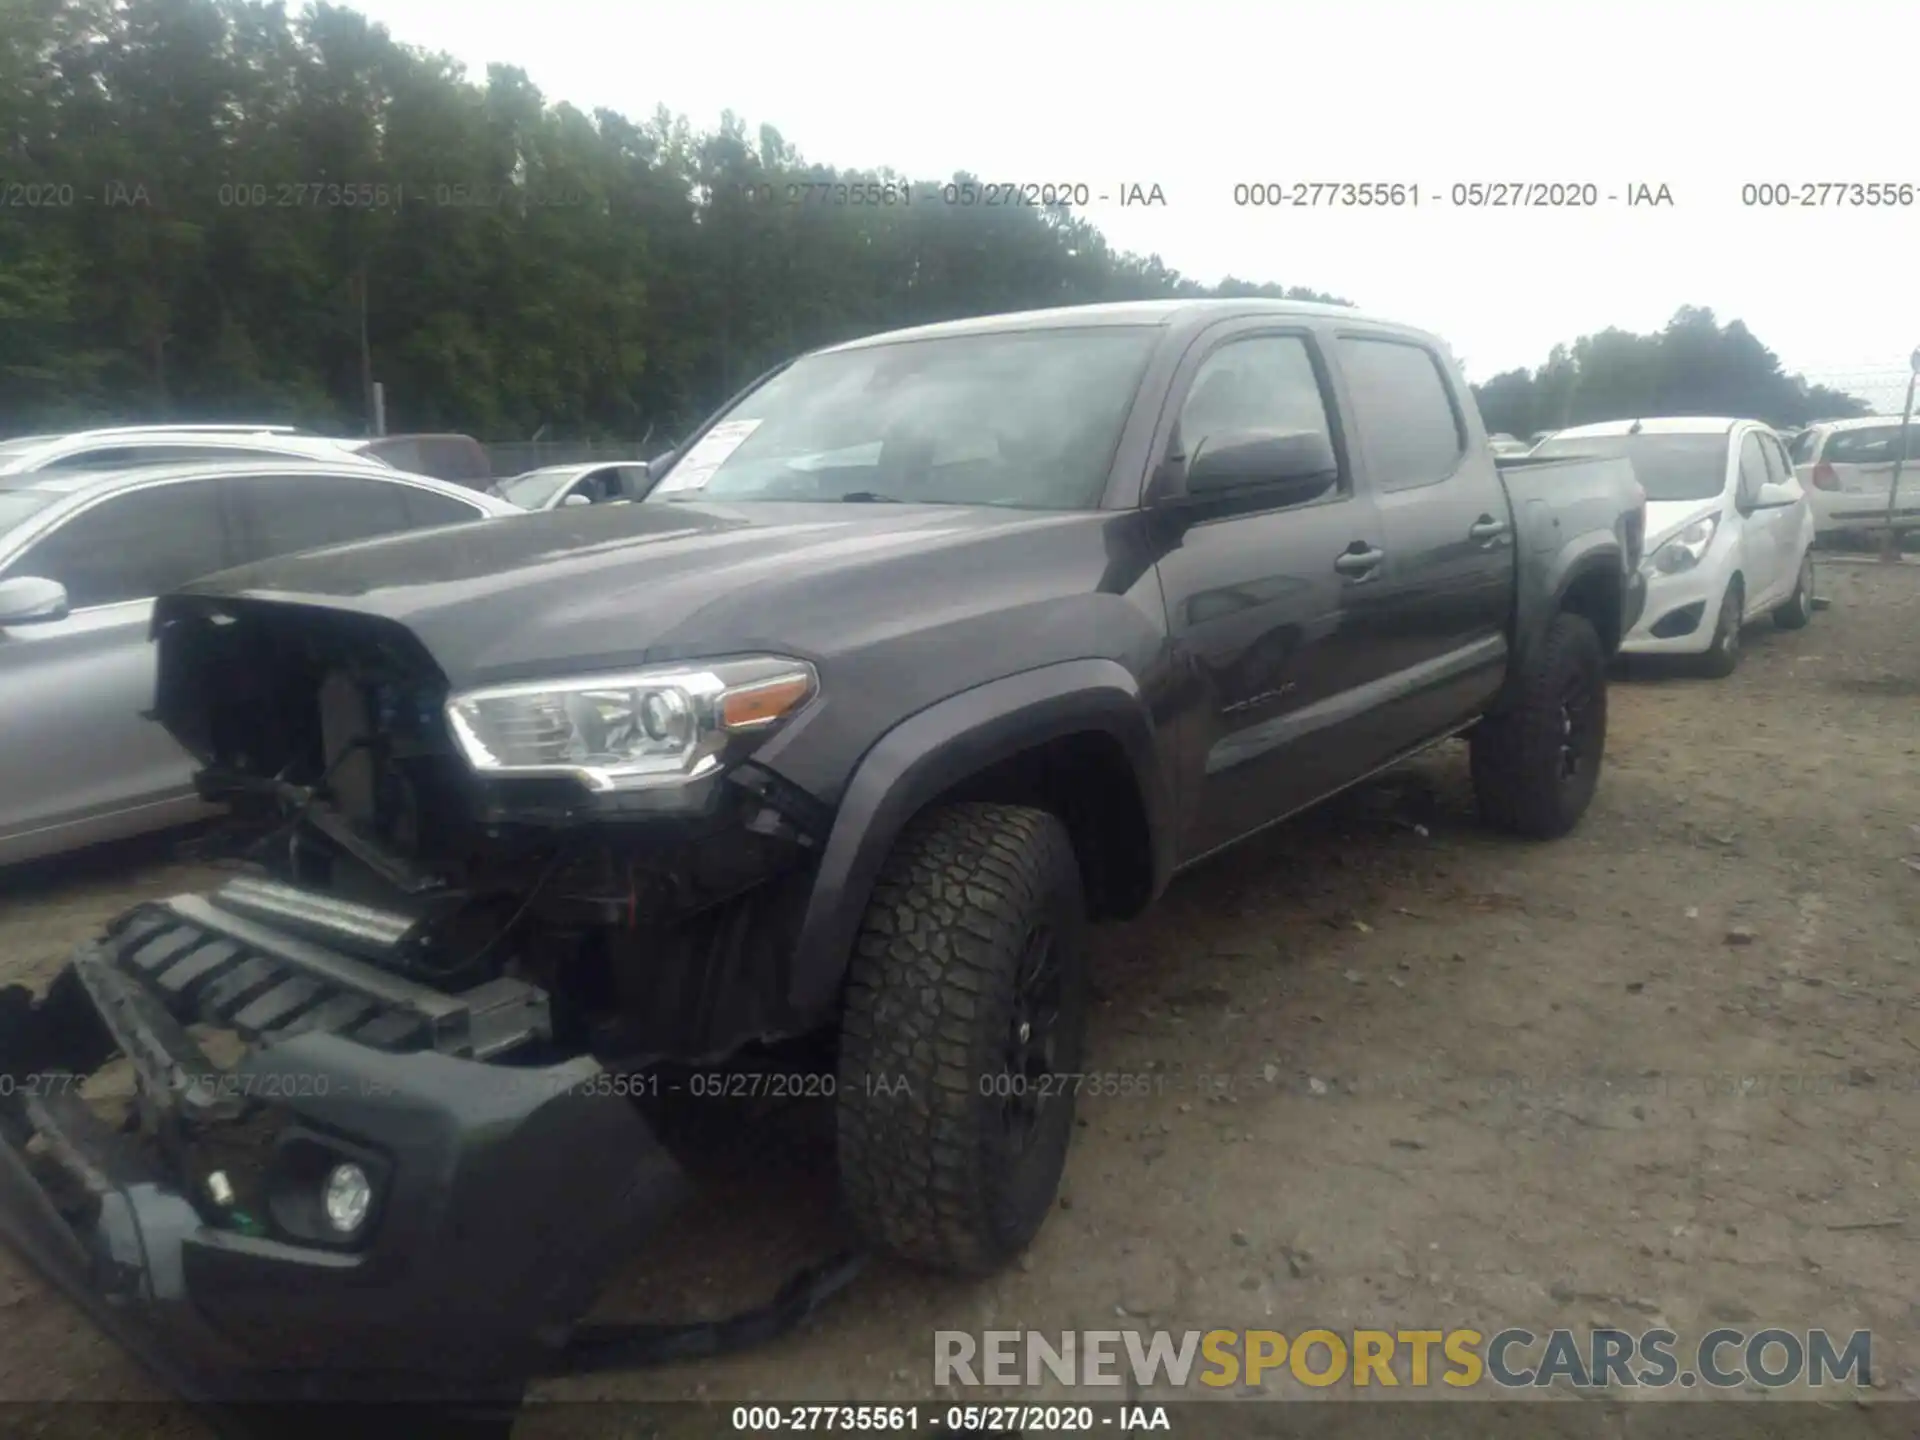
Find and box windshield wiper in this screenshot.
[835,490,903,503]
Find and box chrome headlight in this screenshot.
[444,656,817,791]
[1649,513,1720,575]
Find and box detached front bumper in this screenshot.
[0,898,691,1402]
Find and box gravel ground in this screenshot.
[1,559,1916,1428]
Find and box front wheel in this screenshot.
[1471,611,1608,839]
[1698,578,1744,677]
[836,801,1089,1274]
[1773,552,1814,630]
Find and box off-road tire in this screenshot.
[836,802,1088,1274]
[1470,611,1607,840]
[1699,578,1744,677]
[1773,552,1814,630]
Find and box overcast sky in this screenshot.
[352,0,1920,406]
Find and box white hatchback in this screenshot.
[1531,418,1817,676]
[1789,415,1920,540]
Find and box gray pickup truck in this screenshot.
[0,299,1645,1404]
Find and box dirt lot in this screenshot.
[2,560,1917,1424]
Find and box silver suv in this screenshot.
[0,457,519,865]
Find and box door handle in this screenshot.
[1469,515,1510,541]
[1334,544,1385,578]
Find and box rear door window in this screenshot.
[1334,337,1467,492]
[225,472,416,564]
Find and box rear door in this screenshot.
[0,478,236,849]
[1328,331,1515,754]
[1151,322,1393,860]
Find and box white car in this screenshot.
[0,424,387,476]
[1788,415,1920,541]
[1531,418,1816,676]
[488,460,653,511]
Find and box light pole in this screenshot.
[1881,345,1920,562]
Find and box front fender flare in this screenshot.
[784,659,1173,1020]
[1498,540,1626,712]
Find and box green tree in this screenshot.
[1474,309,1871,438]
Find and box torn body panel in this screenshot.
[149,594,840,1063]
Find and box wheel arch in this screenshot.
[784,660,1175,1021]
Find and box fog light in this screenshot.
[323,1162,372,1234]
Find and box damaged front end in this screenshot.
[0,591,845,1398]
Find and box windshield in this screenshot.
[494,468,579,509]
[649,328,1159,509]
[0,488,59,539]
[1531,431,1729,502]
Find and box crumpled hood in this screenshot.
[166,499,1114,688]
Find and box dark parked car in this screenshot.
[350,433,492,486]
[0,299,1646,1403]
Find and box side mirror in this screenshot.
[0,575,70,626]
[1182,429,1339,505]
[1757,480,1798,508]
[562,493,592,508]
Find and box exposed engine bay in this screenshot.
[148,595,835,1070]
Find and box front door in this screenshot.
[1755,430,1805,600]
[1733,430,1779,611]
[1152,325,1392,861]
[0,478,234,852]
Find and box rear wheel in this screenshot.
[1471,611,1607,839]
[1772,552,1814,630]
[836,801,1088,1274]
[1699,578,1744,677]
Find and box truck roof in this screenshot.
[817,298,1424,355]
[1549,417,1750,439]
